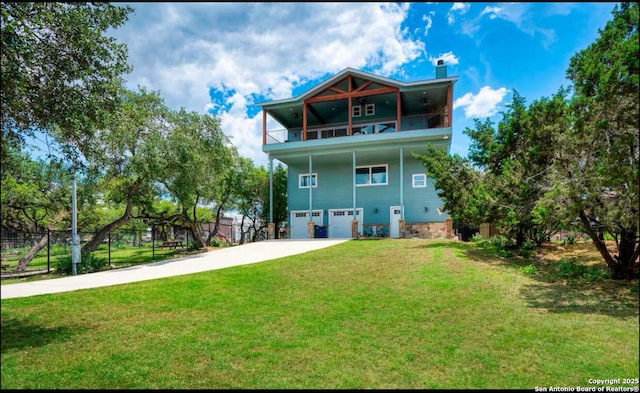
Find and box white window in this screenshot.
[365,103,375,116]
[412,173,427,188]
[299,173,317,188]
[352,105,362,117]
[356,165,388,186]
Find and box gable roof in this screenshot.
[256,67,457,108]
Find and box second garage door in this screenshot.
[328,208,363,238]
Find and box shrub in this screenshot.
[556,258,611,281]
[210,237,222,247]
[187,242,200,251]
[56,252,107,275]
[564,234,577,245]
[520,264,537,275]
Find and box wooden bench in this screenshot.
[159,241,184,250]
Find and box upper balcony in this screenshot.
[257,66,458,152]
[265,113,446,145]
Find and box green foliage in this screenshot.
[556,258,612,281]
[416,3,639,277]
[520,264,537,275]
[555,1,639,278]
[55,253,107,275]
[1,2,133,163]
[0,146,73,232]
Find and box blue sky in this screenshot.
[92,2,618,168]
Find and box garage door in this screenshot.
[328,208,363,238]
[290,210,323,239]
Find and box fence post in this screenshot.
[152,225,155,261]
[47,229,50,273]
[108,232,111,267]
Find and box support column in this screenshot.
[267,223,276,240]
[445,217,453,239]
[399,148,404,220]
[269,156,273,224]
[351,220,359,239]
[308,221,315,239]
[352,151,356,217]
[308,154,313,218]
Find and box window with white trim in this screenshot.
[352,105,362,117]
[356,165,388,186]
[365,103,375,116]
[299,173,317,188]
[412,173,427,188]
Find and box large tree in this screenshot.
[553,2,639,278]
[80,87,169,254]
[160,108,230,249]
[416,91,560,247]
[1,2,133,162]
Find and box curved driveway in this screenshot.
[1,239,349,300]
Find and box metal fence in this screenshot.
[0,228,199,276]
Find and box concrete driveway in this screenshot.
[1,239,349,300]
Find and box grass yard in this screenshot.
[1,239,638,389]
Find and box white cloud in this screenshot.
[448,2,470,24]
[430,51,459,66]
[464,3,555,47]
[111,3,424,168]
[422,11,435,35]
[453,86,509,118]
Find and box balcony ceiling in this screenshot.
[267,85,448,130]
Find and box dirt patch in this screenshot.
[537,240,618,266]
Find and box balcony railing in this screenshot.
[265,113,445,145]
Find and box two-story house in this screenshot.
[258,62,457,239]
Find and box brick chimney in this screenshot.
[435,59,447,78]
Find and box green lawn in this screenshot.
[1,239,638,389]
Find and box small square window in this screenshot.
[412,174,427,188]
[352,105,362,117]
[299,173,317,188]
[365,103,375,116]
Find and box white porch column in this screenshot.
[308,154,313,217]
[269,156,273,224]
[400,147,404,219]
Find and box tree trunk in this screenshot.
[615,228,640,279]
[13,233,48,272]
[183,212,205,249]
[239,215,247,245]
[82,202,133,254]
[206,204,225,246]
[577,210,638,279]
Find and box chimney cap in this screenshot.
[437,59,444,65]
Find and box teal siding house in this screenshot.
[258,63,457,239]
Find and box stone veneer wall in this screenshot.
[403,222,449,239]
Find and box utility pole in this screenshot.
[71,173,80,275]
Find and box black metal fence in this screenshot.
[0,228,198,276]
